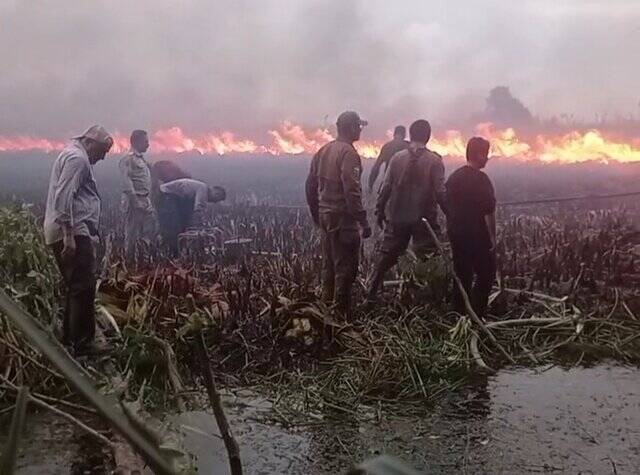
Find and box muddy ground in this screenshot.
[4,364,639,474]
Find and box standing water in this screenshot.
[5,364,639,473]
[174,364,640,474]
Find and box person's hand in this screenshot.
[361,224,372,239]
[61,232,76,262]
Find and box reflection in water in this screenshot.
[10,365,634,473]
[173,365,640,474]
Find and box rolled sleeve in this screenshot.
[340,149,367,226]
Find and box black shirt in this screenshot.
[445,165,496,247]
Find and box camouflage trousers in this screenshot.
[122,193,157,263]
[319,213,361,314]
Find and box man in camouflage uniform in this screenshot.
[306,111,372,315]
[368,125,409,192]
[367,119,447,300]
[119,129,156,265]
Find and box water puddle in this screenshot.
[5,364,639,474]
[173,365,640,474]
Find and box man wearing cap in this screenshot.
[305,111,372,316]
[156,178,226,255]
[119,129,156,265]
[367,119,447,301]
[44,125,113,355]
[446,137,496,318]
[368,125,409,193]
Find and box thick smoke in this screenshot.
[0,0,639,138]
[476,87,535,129]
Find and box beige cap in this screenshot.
[73,125,114,146]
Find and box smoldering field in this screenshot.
[1,152,640,474]
[2,151,640,206]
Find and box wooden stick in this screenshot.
[1,374,112,447]
[196,330,243,475]
[421,218,516,365]
[0,377,97,415]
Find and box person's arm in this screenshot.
[368,145,388,192]
[341,149,370,236]
[119,155,136,197]
[375,157,394,228]
[52,154,86,259]
[485,212,497,251]
[431,154,448,217]
[305,152,320,226]
[483,178,497,251]
[191,184,209,226]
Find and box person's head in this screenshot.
[393,125,406,140]
[336,111,368,143]
[75,125,113,164]
[130,129,149,154]
[208,185,226,203]
[408,120,431,145]
[466,137,491,169]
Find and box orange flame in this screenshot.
[536,130,640,164]
[267,121,333,155]
[0,135,65,153]
[1,122,640,164]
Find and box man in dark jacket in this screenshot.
[368,125,409,192]
[305,111,372,315]
[367,119,447,300]
[446,137,496,318]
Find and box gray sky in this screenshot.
[1,0,639,137]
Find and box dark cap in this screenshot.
[336,111,368,128]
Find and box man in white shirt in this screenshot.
[157,178,226,254]
[44,125,113,355]
[119,130,156,265]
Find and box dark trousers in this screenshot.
[156,193,194,255]
[319,213,361,314]
[368,220,438,298]
[449,235,496,318]
[52,236,96,350]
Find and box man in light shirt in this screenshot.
[43,125,113,355]
[119,129,156,265]
[157,178,226,254]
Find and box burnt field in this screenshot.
[1,152,640,473]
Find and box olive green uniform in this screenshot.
[368,145,447,298]
[305,139,368,312]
